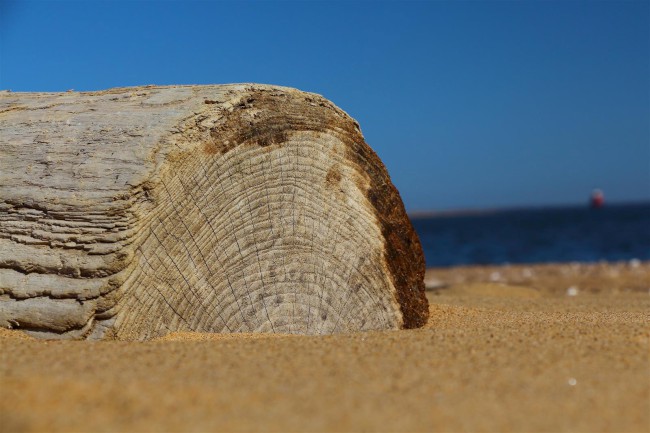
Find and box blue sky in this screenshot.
[1,0,648,211]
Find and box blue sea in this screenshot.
[410,203,650,267]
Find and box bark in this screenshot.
[0,84,428,340]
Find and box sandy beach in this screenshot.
[1,261,648,433]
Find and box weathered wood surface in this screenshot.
[0,84,428,340]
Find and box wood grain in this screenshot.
[0,84,428,340]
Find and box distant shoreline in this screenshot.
[407,200,650,219]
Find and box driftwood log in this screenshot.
[0,84,428,340]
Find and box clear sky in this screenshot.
[1,0,648,211]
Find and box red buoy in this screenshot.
[590,189,604,208]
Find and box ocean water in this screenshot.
[410,203,650,267]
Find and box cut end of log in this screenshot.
[0,84,428,340]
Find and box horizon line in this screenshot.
[407,199,650,219]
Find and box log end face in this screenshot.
[201,86,429,331]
